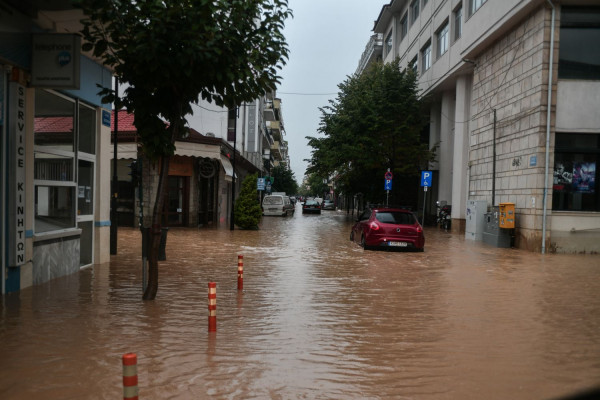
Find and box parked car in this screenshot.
[262,195,295,216]
[350,207,424,251]
[302,199,321,214]
[322,200,335,210]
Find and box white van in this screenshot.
[262,195,295,217]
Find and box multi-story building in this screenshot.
[360,0,600,253]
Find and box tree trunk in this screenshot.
[143,154,171,300]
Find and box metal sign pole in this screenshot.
[422,186,427,226]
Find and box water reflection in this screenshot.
[1,205,600,399]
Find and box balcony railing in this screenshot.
[356,33,383,75]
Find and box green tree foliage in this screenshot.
[299,173,329,198]
[306,59,434,205]
[234,173,262,230]
[271,165,298,194]
[77,0,292,300]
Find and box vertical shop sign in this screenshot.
[8,82,26,266]
[247,103,256,151]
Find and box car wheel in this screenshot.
[360,235,366,248]
[350,231,354,241]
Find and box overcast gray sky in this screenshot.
[279,1,385,185]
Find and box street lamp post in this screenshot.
[229,107,238,231]
[110,78,119,254]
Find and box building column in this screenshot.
[451,75,472,232]
[94,108,112,264]
[438,91,455,207]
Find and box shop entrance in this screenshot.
[198,158,219,227]
[162,176,189,226]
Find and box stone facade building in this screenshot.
[361,0,600,253]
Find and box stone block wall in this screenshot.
[469,6,556,251]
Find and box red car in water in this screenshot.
[350,207,424,251]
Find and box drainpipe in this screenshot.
[542,0,556,254]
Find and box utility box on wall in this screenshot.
[483,207,511,248]
[499,202,515,229]
[465,200,487,241]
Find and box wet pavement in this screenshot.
[1,205,600,399]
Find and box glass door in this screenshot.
[77,102,96,268]
[162,176,189,226]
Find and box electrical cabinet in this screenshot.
[465,200,487,241]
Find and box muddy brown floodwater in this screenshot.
[1,206,600,399]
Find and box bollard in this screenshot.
[208,282,217,332]
[122,353,139,400]
[237,255,244,291]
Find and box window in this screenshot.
[400,13,408,41]
[34,90,97,234]
[553,133,599,211]
[421,41,431,72]
[410,0,419,25]
[409,56,418,75]
[437,22,449,58]
[470,0,487,16]
[559,7,600,80]
[385,30,393,56]
[454,5,463,41]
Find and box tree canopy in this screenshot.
[306,59,434,205]
[78,0,292,160]
[270,165,298,195]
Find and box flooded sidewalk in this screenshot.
[1,210,600,399]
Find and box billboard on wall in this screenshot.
[31,34,81,89]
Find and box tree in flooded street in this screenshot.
[306,59,435,205]
[234,173,262,230]
[270,165,298,195]
[76,0,292,300]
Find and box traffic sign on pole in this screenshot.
[421,171,432,187]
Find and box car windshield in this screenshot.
[375,211,415,225]
[305,200,318,206]
[263,196,283,205]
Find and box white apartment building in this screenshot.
[361,0,600,253]
[185,91,289,174]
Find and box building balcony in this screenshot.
[273,98,281,120]
[271,141,282,160]
[264,101,275,122]
[356,33,383,75]
[267,120,282,141]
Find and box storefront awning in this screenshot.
[220,155,237,181]
[112,141,221,160]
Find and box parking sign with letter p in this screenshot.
[421,171,432,187]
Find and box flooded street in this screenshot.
[1,205,600,399]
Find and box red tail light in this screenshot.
[369,221,380,230]
[416,225,423,233]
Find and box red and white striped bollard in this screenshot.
[208,282,217,332]
[122,353,138,400]
[237,255,244,291]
